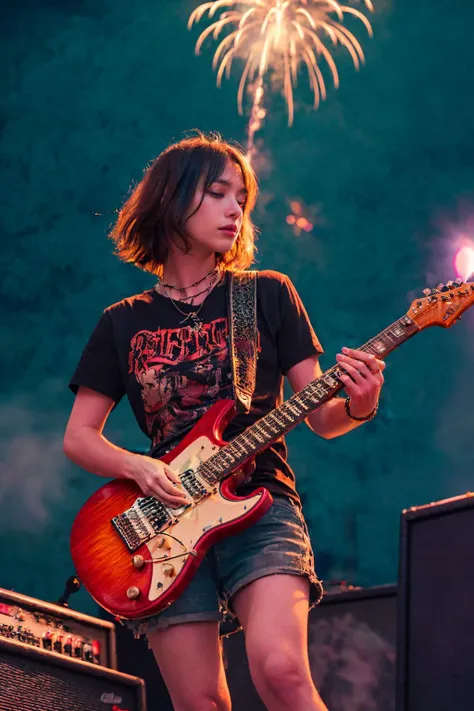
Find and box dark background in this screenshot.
[1,0,473,615]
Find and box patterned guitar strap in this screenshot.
[226,270,259,414]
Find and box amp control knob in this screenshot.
[162,564,176,578]
[126,586,141,600]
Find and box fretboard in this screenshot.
[198,314,419,486]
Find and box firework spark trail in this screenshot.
[188,0,374,157]
[246,77,266,163]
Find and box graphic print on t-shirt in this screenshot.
[128,317,232,448]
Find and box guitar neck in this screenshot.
[198,314,420,485]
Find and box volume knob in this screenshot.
[162,564,176,578]
[126,586,141,600]
[132,555,145,569]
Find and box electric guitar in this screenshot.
[70,279,474,620]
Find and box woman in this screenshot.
[64,132,385,711]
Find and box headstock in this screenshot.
[407,279,474,329]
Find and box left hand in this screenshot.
[336,347,386,418]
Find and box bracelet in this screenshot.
[344,396,378,423]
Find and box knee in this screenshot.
[255,651,311,698]
[173,686,231,711]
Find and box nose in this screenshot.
[226,197,242,220]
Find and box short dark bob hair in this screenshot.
[110,131,259,276]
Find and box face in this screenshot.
[184,158,247,256]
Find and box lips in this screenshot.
[219,225,237,235]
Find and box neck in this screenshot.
[162,249,217,290]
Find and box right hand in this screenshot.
[128,455,190,508]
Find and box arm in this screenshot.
[286,348,385,440]
[63,386,189,506]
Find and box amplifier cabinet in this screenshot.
[0,588,116,669]
[0,636,146,711]
[397,493,474,711]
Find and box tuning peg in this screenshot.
[423,288,431,296]
[446,280,455,289]
[436,283,445,290]
[431,288,440,295]
[454,278,463,286]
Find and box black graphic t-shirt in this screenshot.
[69,270,323,502]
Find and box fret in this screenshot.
[221,451,237,466]
[258,420,277,437]
[384,331,397,343]
[297,396,314,411]
[240,435,254,449]
[224,446,239,462]
[391,324,405,338]
[284,402,303,417]
[251,427,266,444]
[271,410,292,426]
[368,340,386,354]
[323,375,338,388]
[313,385,328,399]
[266,412,288,430]
[230,439,246,455]
[364,344,379,355]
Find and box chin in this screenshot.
[215,235,237,252]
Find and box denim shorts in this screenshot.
[126,495,323,637]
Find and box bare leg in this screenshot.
[147,621,231,711]
[232,574,329,711]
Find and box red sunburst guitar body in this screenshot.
[70,399,272,620]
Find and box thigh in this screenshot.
[232,573,311,659]
[148,621,231,710]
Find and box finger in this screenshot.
[342,348,381,367]
[144,485,186,507]
[337,354,373,378]
[158,492,188,508]
[340,351,385,377]
[163,465,182,486]
[338,372,362,396]
[159,475,188,499]
[337,359,369,384]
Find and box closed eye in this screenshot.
[208,190,246,208]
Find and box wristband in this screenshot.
[344,396,378,423]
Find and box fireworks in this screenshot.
[188,0,374,133]
[454,245,474,282]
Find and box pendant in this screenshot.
[181,312,204,334]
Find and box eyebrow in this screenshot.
[213,178,247,195]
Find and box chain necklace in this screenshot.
[156,266,218,293]
[164,272,221,334]
[153,281,213,303]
